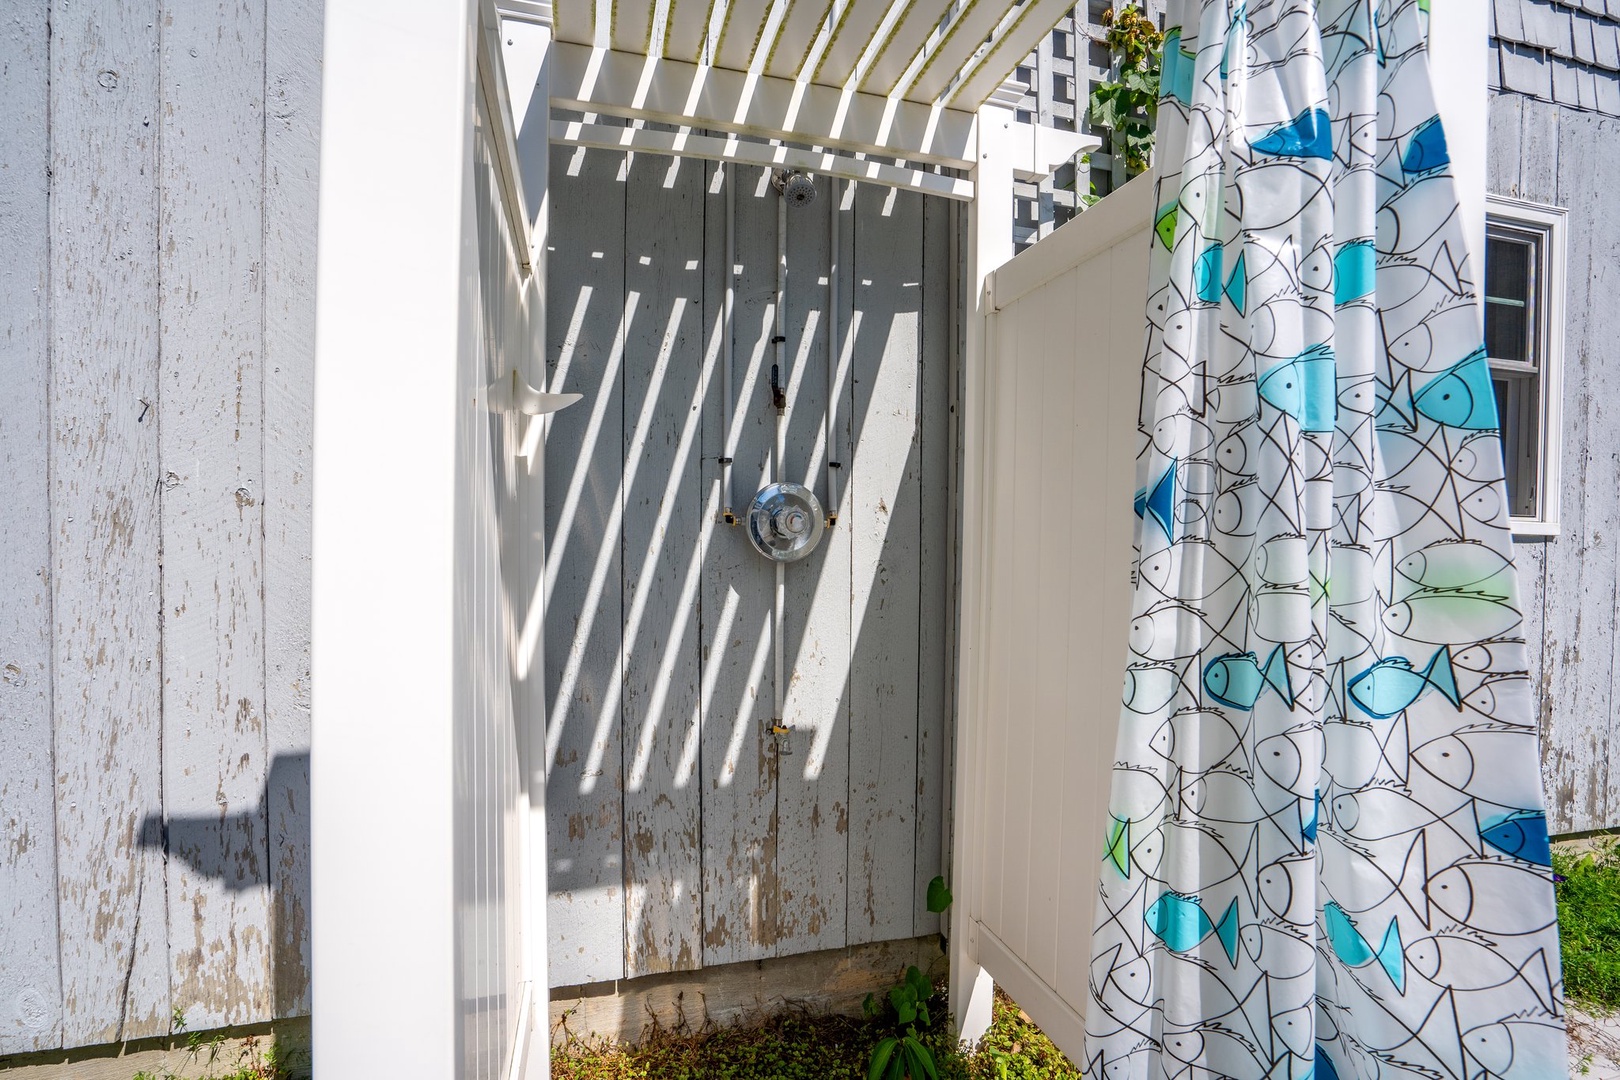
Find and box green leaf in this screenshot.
[904,1035,940,1080]
[890,984,917,1025]
[868,1037,899,1080]
[863,992,880,1019]
[926,876,953,914]
[906,965,931,999]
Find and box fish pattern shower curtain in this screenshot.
[1085,1,1567,1078]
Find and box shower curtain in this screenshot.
[1084,2,1567,1078]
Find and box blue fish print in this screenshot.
[1323,902,1405,992]
[1346,645,1461,719]
[1412,348,1498,430]
[1258,344,1337,432]
[1203,644,1294,710]
[1219,3,1246,81]
[1480,810,1551,866]
[1251,107,1333,160]
[1134,460,1178,540]
[1145,892,1240,965]
[1162,28,1197,104]
[1333,239,1375,306]
[1316,1045,1342,1080]
[1402,114,1450,178]
[1302,789,1320,844]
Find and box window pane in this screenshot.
[1492,373,1540,519]
[1486,235,1531,305]
[1485,234,1535,366]
[1487,301,1529,364]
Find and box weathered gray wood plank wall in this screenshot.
[0,0,321,1053]
[1488,89,1620,836]
[543,150,958,986]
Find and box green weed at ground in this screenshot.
[550,986,1077,1080]
[1556,838,1620,1011]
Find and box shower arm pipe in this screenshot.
[721,164,737,525]
[772,188,789,732]
[824,179,840,527]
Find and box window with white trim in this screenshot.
[1484,195,1566,535]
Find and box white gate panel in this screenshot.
[957,174,1152,1060]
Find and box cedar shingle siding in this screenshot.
[1493,0,1620,114]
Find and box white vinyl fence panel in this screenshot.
[957,174,1152,1060]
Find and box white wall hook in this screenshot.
[484,367,583,415]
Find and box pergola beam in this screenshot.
[546,41,979,168]
[550,119,976,199]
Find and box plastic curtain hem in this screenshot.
[1084,2,1568,1078]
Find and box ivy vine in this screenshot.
[1087,5,1165,176]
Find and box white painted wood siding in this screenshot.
[1488,89,1620,836]
[544,153,958,985]
[0,0,322,1053]
[956,176,1151,1063]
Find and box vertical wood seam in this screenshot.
[257,0,274,1006]
[152,0,173,1034]
[44,0,67,1046]
[618,157,632,973]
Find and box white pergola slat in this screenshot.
[553,0,1060,112]
[763,0,834,79]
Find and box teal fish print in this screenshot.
[1480,810,1551,866]
[1134,460,1178,540]
[1346,646,1461,719]
[1316,1046,1342,1080]
[1194,244,1247,311]
[1252,107,1333,160]
[1334,239,1375,305]
[1203,643,1294,710]
[1145,892,1240,964]
[1162,28,1197,104]
[1258,344,1337,432]
[1412,348,1497,430]
[1402,114,1449,178]
[1323,902,1405,992]
[1195,244,1222,304]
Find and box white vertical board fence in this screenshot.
[312,4,544,1077]
[954,175,1152,1060]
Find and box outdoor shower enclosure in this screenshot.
[542,148,959,983]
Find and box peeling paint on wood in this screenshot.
[157,0,274,1028]
[48,0,173,1046]
[545,145,630,986]
[262,0,321,1018]
[699,163,783,967]
[620,151,706,977]
[1489,91,1620,835]
[774,172,852,956]
[0,2,64,1054]
[847,184,925,947]
[549,158,955,983]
